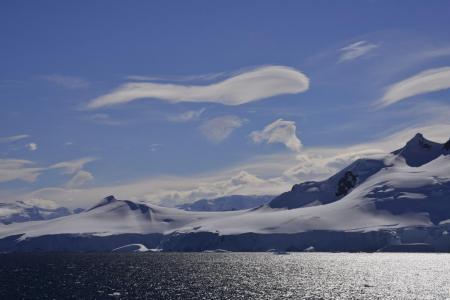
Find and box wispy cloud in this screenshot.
[41,74,90,89]
[0,156,96,184]
[125,72,225,82]
[167,108,206,122]
[87,66,309,109]
[65,170,94,188]
[20,198,59,210]
[339,40,378,62]
[49,157,96,174]
[7,123,450,208]
[377,66,450,107]
[250,119,302,153]
[26,143,37,151]
[199,115,246,143]
[149,143,163,152]
[0,159,42,183]
[0,134,29,143]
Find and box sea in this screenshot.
[1,252,450,299]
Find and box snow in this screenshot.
[177,195,274,211]
[0,133,449,252]
[112,244,150,252]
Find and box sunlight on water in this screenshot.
[1,253,450,299]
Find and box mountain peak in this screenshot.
[104,195,117,202]
[88,195,118,211]
[405,133,432,146]
[393,133,445,167]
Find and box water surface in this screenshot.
[1,253,449,299]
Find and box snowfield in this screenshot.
[1,133,449,252]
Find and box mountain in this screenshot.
[269,133,450,210]
[1,133,450,252]
[0,201,83,225]
[177,195,274,211]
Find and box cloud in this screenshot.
[0,159,42,183]
[87,66,309,109]
[149,143,163,152]
[167,108,206,122]
[0,157,96,184]
[65,170,94,188]
[156,170,278,207]
[20,198,59,209]
[377,66,450,107]
[49,157,96,174]
[125,72,225,82]
[17,169,289,209]
[283,149,386,181]
[0,134,29,143]
[250,119,302,152]
[27,143,37,151]
[199,115,245,143]
[4,123,449,209]
[41,74,89,89]
[339,41,378,62]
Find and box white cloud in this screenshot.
[65,170,94,188]
[49,157,96,174]
[125,72,225,82]
[149,143,163,152]
[167,108,206,122]
[3,123,449,209]
[0,134,29,143]
[283,149,386,181]
[87,66,309,109]
[17,169,290,209]
[199,115,245,143]
[27,143,37,151]
[42,74,89,89]
[20,198,59,209]
[0,157,96,184]
[250,119,302,152]
[377,66,450,107]
[0,159,42,183]
[339,40,378,62]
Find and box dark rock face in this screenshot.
[391,133,444,167]
[418,137,432,150]
[444,139,450,151]
[336,171,358,197]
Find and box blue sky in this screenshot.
[1,1,450,208]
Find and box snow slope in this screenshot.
[0,133,449,251]
[177,195,274,211]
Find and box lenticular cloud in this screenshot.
[87,66,309,109]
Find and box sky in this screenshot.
[1,1,450,209]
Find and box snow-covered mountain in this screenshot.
[177,195,274,211]
[1,133,449,252]
[269,133,450,210]
[0,201,83,225]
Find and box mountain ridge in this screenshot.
[1,133,450,252]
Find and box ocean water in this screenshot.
[1,252,450,299]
